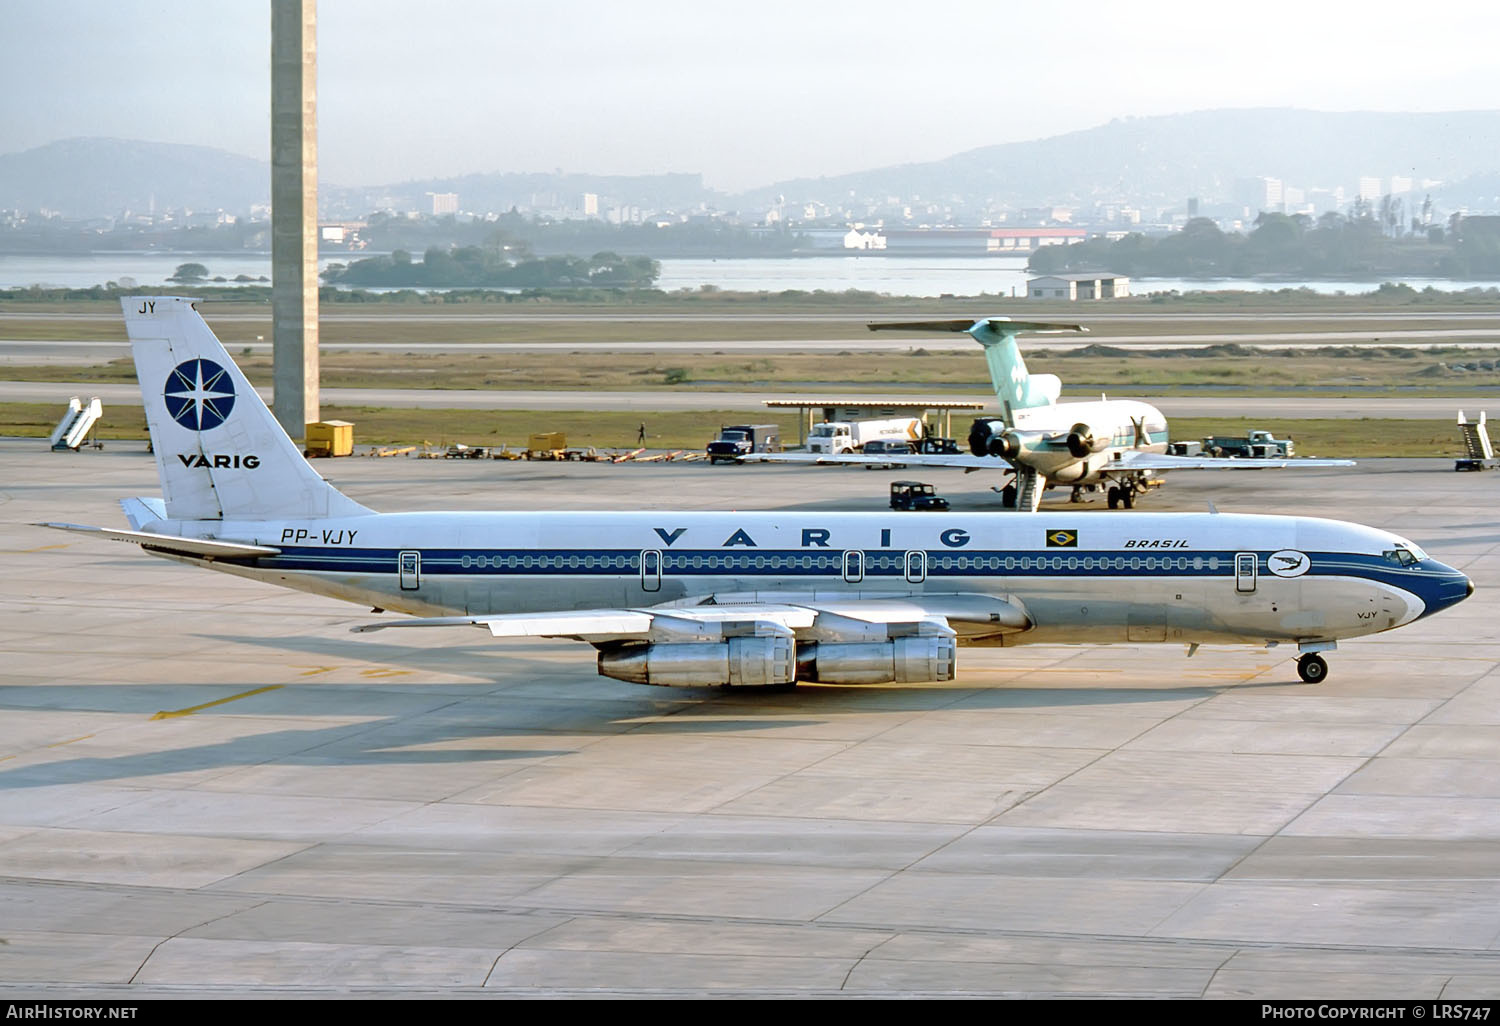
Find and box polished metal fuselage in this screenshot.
[155,509,1470,649]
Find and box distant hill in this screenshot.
[1433,171,1500,212]
[7,110,1500,220]
[0,138,718,220]
[0,138,271,217]
[345,171,717,219]
[738,108,1500,210]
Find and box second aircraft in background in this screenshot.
[743,317,1354,511]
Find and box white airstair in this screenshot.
[48,396,103,451]
[1456,410,1498,471]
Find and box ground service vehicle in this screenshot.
[1455,410,1498,471]
[861,440,913,469]
[890,481,950,511]
[807,417,923,455]
[708,424,781,463]
[1202,430,1295,458]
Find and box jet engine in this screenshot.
[968,417,1008,457]
[795,637,956,684]
[1066,422,1110,459]
[968,418,1043,464]
[597,636,793,687]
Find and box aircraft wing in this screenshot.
[739,452,1002,470]
[352,593,1031,642]
[1112,452,1356,471]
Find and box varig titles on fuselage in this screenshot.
[649,525,981,549]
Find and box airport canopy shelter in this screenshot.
[765,399,987,448]
[1027,272,1130,300]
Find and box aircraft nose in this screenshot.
[1417,563,1474,619]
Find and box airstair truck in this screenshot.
[1456,410,1498,470]
[807,417,923,455]
[49,396,103,451]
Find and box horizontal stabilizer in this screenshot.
[35,522,280,559]
[869,318,1085,335]
[869,319,987,333]
[119,496,167,530]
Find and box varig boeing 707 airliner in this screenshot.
[40,298,1471,687]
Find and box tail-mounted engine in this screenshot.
[968,417,1008,457]
[1066,422,1110,459]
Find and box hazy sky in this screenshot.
[4,0,1499,192]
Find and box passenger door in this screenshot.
[640,549,662,592]
[1234,552,1257,594]
[842,549,865,584]
[398,550,421,591]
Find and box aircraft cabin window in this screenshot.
[1383,548,1420,567]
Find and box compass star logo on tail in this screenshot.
[164,359,236,431]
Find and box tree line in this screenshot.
[337,212,811,259]
[320,247,661,288]
[1029,213,1500,278]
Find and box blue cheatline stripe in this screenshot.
[252,546,1455,591]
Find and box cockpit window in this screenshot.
[1383,547,1421,567]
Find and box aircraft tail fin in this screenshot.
[870,317,1084,419]
[122,297,372,522]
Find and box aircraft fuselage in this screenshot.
[1009,398,1169,484]
[157,509,1469,649]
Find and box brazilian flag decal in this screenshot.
[1045,529,1078,548]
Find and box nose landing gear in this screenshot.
[1296,653,1329,683]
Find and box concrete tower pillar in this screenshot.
[270,0,319,439]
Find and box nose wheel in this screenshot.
[1296,653,1328,683]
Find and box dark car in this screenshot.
[707,423,781,464]
[890,480,950,511]
[862,439,913,469]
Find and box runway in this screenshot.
[2,440,1498,997]
[11,308,1500,323]
[8,328,1500,365]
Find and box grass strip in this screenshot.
[0,402,1468,457]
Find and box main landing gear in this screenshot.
[1106,484,1135,509]
[1296,653,1329,683]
